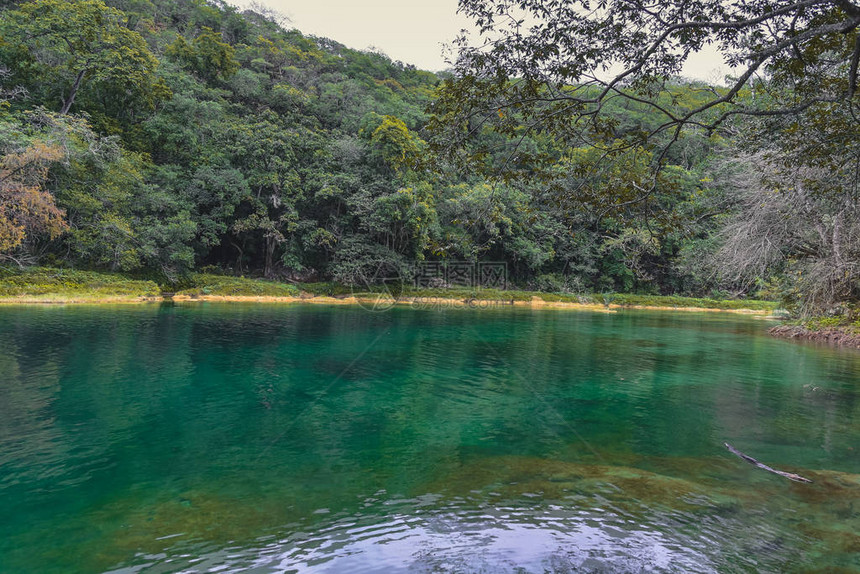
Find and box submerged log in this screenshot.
[724,443,813,484]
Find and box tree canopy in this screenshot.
[432,0,860,205]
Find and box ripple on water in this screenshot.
[116,505,720,573]
[108,482,821,574]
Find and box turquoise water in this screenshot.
[1,304,859,573]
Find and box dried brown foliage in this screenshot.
[0,141,67,255]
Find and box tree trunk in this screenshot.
[264,234,275,277]
[60,68,87,115]
[230,240,244,274]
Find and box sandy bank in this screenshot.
[170,294,775,315]
[0,292,777,315]
[0,295,162,305]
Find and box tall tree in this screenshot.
[0,0,160,115]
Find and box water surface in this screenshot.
[1,304,859,573]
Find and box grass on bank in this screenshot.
[0,267,780,312]
[0,267,160,301]
[174,274,300,297]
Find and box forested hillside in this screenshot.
[2,0,852,313]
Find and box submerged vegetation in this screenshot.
[0,0,857,319]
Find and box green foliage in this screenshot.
[364,114,422,172]
[300,282,354,297]
[166,27,238,82]
[530,273,585,294]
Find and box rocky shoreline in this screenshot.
[769,325,860,348]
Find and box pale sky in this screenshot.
[250,0,730,80]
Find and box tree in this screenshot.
[362,113,422,173]
[166,27,239,82]
[225,113,302,277]
[0,141,67,260]
[707,98,860,315]
[710,150,860,315]
[0,0,161,115]
[432,0,860,206]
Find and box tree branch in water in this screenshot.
[724,443,813,483]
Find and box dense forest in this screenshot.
[1,0,858,316]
